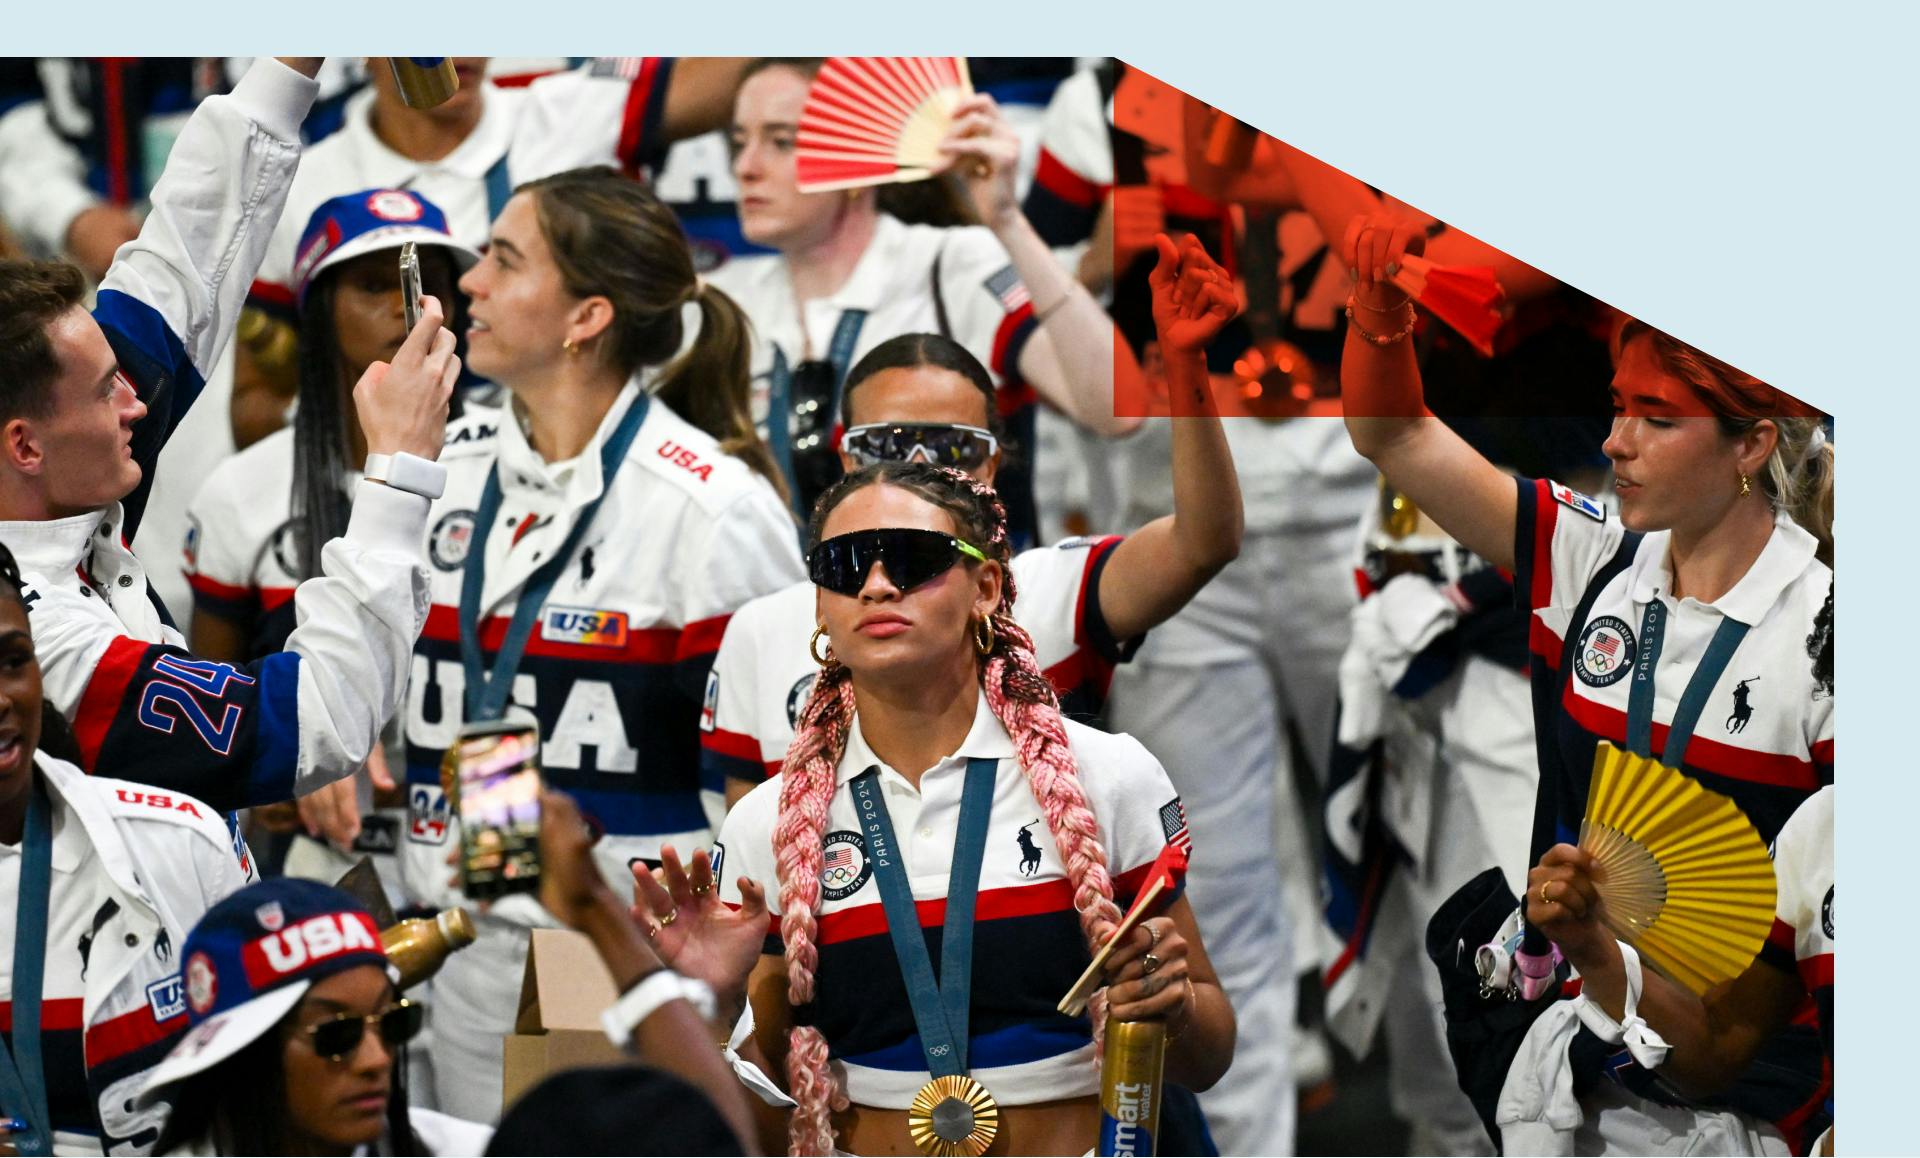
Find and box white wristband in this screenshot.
[600,970,717,1049]
[363,452,447,500]
[1572,941,1671,1069]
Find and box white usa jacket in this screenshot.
[0,59,433,813]
[4,754,256,1155]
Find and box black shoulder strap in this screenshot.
[1529,530,1642,862]
[930,242,954,340]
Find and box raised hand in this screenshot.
[1342,211,1426,311]
[353,294,459,463]
[934,93,1021,228]
[1148,233,1240,356]
[631,845,768,1003]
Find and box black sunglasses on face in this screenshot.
[841,423,999,471]
[808,529,989,596]
[301,998,424,1061]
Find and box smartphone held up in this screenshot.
[400,241,424,332]
[451,720,544,900]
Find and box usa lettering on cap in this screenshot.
[240,912,383,988]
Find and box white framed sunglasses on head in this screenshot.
[840,423,999,471]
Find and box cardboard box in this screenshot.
[501,928,628,1110]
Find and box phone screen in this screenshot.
[400,242,423,332]
[454,724,542,899]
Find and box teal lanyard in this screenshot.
[848,757,998,1076]
[459,392,650,721]
[1625,598,1751,767]
[1,781,55,1156]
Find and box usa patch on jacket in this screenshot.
[541,606,630,648]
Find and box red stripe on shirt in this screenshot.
[1071,536,1123,650]
[247,279,296,309]
[1530,617,1563,667]
[1811,738,1833,765]
[84,1002,186,1068]
[616,57,665,174]
[1798,952,1833,991]
[421,604,681,664]
[817,878,1079,946]
[1529,479,1559,612]
[260,586,295,612]
[990,302,1038,384]
[185,572,254,603]
[1768,917,1797,953]
[675,614,731,663]
[1032,148,1104,208]
[74,635,151,770]
[700,727,762,762]
[0,997,85,1032]
[1561,687,1821,790]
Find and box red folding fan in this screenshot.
[795,57,974,193]
[1390,253,1508,356]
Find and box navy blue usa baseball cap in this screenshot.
[139,879,391,1098]
[289,187,480,306]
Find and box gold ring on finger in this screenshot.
[1142,952,1161,976]
[690,883,713,896]
[659,907,679,927]
[1540,881,1553,906]
[1147,921,1163,947]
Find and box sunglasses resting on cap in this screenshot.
[808,528,989,596]
[841,423,999,471]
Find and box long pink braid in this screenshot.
[769,464,1123,1155]
[953,474,1126,1054]
[773,659,857,1157]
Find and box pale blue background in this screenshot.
[12,1,1909,1149]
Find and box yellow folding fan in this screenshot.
[1579,743,1777,995]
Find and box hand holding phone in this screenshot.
[400,241,424,332]
[452,721,544,900]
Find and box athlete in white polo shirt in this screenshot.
[1342,213,1834,1149]
[710,59,1145,544]
[637,460,1234,1156]
[703,235,1242,824]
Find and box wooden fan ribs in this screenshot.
[1576,743,1776,995]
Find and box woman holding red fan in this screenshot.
[1339,214,1835,1149]
[712,57,1142,544]
[633,456,1236,1156]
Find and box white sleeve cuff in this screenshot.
[227,57,321,144]
[344,478,431,556]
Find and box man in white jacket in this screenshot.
[0,57,456,818]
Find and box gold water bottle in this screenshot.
[388,58,461,109]
[1097,1018,1166,1156]
[382,907,477,990]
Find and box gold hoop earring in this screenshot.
[973,617,995,656]
[810,624,835,668]
[1739,473,1752,498]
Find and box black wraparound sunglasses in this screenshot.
[808,529,988,596]
[301,998,424,1061]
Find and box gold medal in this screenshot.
[907,1075,999,1157]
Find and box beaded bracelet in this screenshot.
[1345,296,1418,347]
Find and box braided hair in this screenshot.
[771,463,1122,1156]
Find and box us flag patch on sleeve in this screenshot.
[983,264,1031,313]
[1550,481,1606,522]
[1159,797,1191,853]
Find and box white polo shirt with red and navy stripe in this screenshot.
[1762,785,1834,1068]
[1514,477,1834,852]
[717,692,1188,1109]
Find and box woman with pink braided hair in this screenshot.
[633,460,1235,1155]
